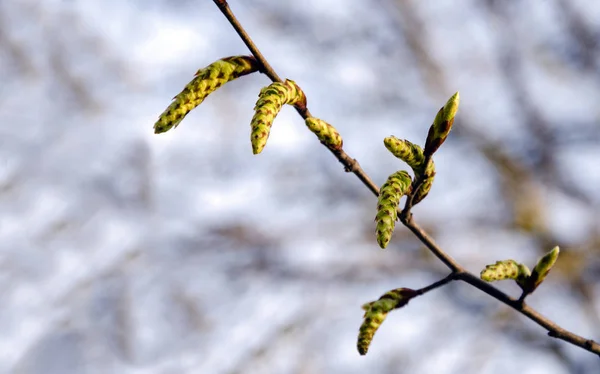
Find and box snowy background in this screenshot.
[1,0,599,373]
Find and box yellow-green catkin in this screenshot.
[376,170,412,249]
[424,91,460,156]
[526,246,560,292]
[480,260,531,290]
[305,117,343,150]
[250,79,306,154]
[357,288,418,355]
[383,136,435,206]
[413,153,435,206]
[384,137,426,173]
[412,175,434,206]
[154,55,259,134]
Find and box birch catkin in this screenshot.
[250,79,306,154]
[357,288,418,355]
[375,170,412,249]
[304,117,343,149]
[154,55,259,134]
[412,171,435,206]
[384,137,425,172]
[480,259,531,290]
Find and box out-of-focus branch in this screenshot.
[211,0,600,357]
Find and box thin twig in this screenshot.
[415,273,457,296]
[212,0,600,357]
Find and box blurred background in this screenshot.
[1,0,599,373]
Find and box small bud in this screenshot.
[480,259,531,291]
[250,79,307,154]
[412,173,435,206]
[154,55,259,134]
[376,170,412,249]
[424,91,460,156]
[357,288,418,355]
[305,117,343,150]
[525,246,560,293]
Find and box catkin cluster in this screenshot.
[383,136,435,205]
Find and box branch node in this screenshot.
[343,158,360,173]
[584,339,596,349]
[399,210,412,224]
[294,102,308,117]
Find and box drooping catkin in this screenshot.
[154,55,259,134]
[357,288,418,355]
[250,79,306,154]
[375,170,412,249]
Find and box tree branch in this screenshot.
[212,0,600,357]
[400,213,463,273]
[415,272,457,296]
